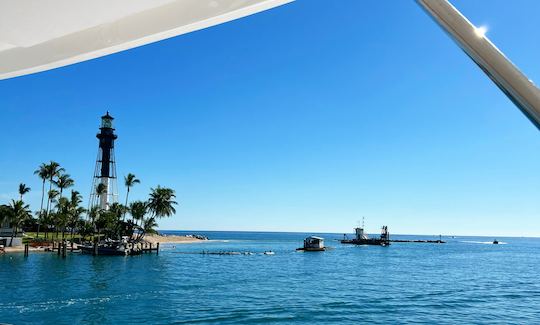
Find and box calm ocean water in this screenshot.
[1,231,539,324]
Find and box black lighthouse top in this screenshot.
[96,111,117,178]
[100,111,115,129]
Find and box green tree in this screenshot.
[55,197,70,240]
[44,161,64,219]
[88,206,102,242]
[147,186,177,219]
[47,189,60,239]
[33,163,49,234]
[77,219,94,240]
[123,173,140,215]
[18,183,31,201]
[129,201,147,242]
[54,173,74,199]
[0,204,10,228]
[94,183,107,208]
[141,217,159,237]
[67,190,85,241]
[7,200,32,246]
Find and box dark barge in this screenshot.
[341,226,390,246]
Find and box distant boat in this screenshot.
[296,236,326,252]
[264,251,275,255]
[493,239,499,245]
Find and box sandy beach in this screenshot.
[142,234,208,244]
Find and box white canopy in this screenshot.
[0,0,293,80]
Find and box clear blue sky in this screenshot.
[1,0,540,236]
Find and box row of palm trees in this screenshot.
[0,161,177,246]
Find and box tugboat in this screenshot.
[296,236,326,252]
[341,225,390,246]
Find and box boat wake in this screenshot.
[461,241,507,245]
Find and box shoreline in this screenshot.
[1,235,208,254]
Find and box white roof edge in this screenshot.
[0,0,294,81]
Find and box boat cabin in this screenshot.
[299,236,325,251]
[354,227,369,240]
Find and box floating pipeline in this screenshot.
[173,251,275,255]
[390,239,446,244]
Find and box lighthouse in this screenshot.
[89,112,118,210]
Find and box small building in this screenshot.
[297,236,325,251]
[0,220,22,247]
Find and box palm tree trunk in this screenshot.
[40,180,45,213]
[37,180,45,238]
[9,226,16,247]
[123,187,130,221]
[45,179,53,218]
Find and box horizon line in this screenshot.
[158,229,540,239]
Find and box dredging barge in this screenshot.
[341,226,390,246]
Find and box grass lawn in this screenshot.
[23,232,91,243]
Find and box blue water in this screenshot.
[1,231,539,324]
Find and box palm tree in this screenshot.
[47,189,60,238]
[123,173,140,219]
[68,206,86,242]
[77,219,94,241]
[147,186,178,219]
[95,183,107,208]
[48,189,60,205]
[68,190,85,240]
[7,200,32,246]
[129,201,147,241]
[34,163,49,239]
[54,197,70,240]
[129,201,147,226]
[88,206,102,242]
[0,204,10,229]
[70,190,83,207]
[18,183,31,201]
[34,210,43,239]
[54,173,74,199]
[140,217,159,239]
[41,210,53,240]
[44,161,64,218]
[107,202,125,239]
